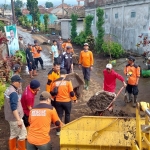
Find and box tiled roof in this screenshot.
[22,9,29,15]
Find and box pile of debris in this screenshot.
[87,91,115,113]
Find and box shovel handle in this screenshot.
[106,86,124,109]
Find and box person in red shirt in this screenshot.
[21,80,40,130]
[103,64,126,93]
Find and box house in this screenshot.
[85,0,150,54]
[60,18,84,39]
[22,9,29,15]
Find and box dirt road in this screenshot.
[0,27,149,150]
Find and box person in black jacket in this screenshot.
[26,44,37,78]
[62,46,73,74]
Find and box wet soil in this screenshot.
[87,91,115,112]
[0,26,149,150]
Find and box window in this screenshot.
[115,13,118,19]
[131,12,136,18]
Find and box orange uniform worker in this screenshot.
[62,38,74,54]
[27,91,61,150]
[50,69,77,135]
[124,56,140,107]
[79,43,94,90]
[46,63,60,105]
[32,40,45,70]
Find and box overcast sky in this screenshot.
[1,0,84,6]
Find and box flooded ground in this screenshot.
[0,26,150,150]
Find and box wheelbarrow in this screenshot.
[95,86,124,115]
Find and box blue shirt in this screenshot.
[51,45,59,58]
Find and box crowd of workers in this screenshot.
[3,36,140,150]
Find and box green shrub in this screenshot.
[0,21,5,32]
[102,42,124,59]
[85,35,95,51]
[74,31,86,46]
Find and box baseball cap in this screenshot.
[106,64,112,69]
[11,75,23,83]
[30,80,40,89]
[68,38,71,40]
[66,46,72,49]
[128,56,135,62]
[60,69,67,75]
[40,91,51,100]
[59,36,62,39]
[84,43,89,46]
[13,64,21,72]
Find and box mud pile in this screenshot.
[87,91,115,112]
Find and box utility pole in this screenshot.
[62,0,64,18]
[11,0,16,24]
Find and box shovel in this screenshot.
[124,87,128,103]
[96,86,124,115]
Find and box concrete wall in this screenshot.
[85,0,150,54]
[61,20,84,39]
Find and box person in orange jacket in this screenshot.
[79,43,94,90]
[46,63,60,106]
[124,56,140,107]
[62,38,74,54]
[32,40,46,71]
[50,69,77,135]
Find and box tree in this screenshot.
[15,8,22,18]
[95,7,105,53]
[14,0,23,8]
[71,14,78,42]
[43,13,49,32]
[27,0,39,24]
[85,15,94,37]
[45,1,53,8]
[2,4,8,17]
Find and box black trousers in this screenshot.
[64,67,71,74]
[22,114,30,127]
[34,57,43,68]
[126,84,139,95]
[55,101,72,131]
[82,66,91,81]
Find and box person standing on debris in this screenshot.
[26,43,37,78]
[46,63,60,106]
[4,75,27,150]
[52,40,59,64]
[62,38,74,54]
[27,91,61,150]
[18,36,26,51]
[57,36,63,54]
[21,80,40,130]
[50,69,77,135]
[124,56,140,107]
[32,40,46,70]
[79,43,93,90]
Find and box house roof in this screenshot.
[38,5,45,9]
[64,6,85,18]
[47,7,53,13]
[39,8,49,14]
[56,3,70,9]
[22,9,29,15]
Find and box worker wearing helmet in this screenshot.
[124,56,140,107]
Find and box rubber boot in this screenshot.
[29,71,33,78]
[33,69,38,76]
[128,93,132,103]
[17,140,26,150]
[132,95,137,107]
[36,66,39,71]
[84,79,87,89]
[9,138,17,150]
[86,80,90,91]
[41,64,46,70]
